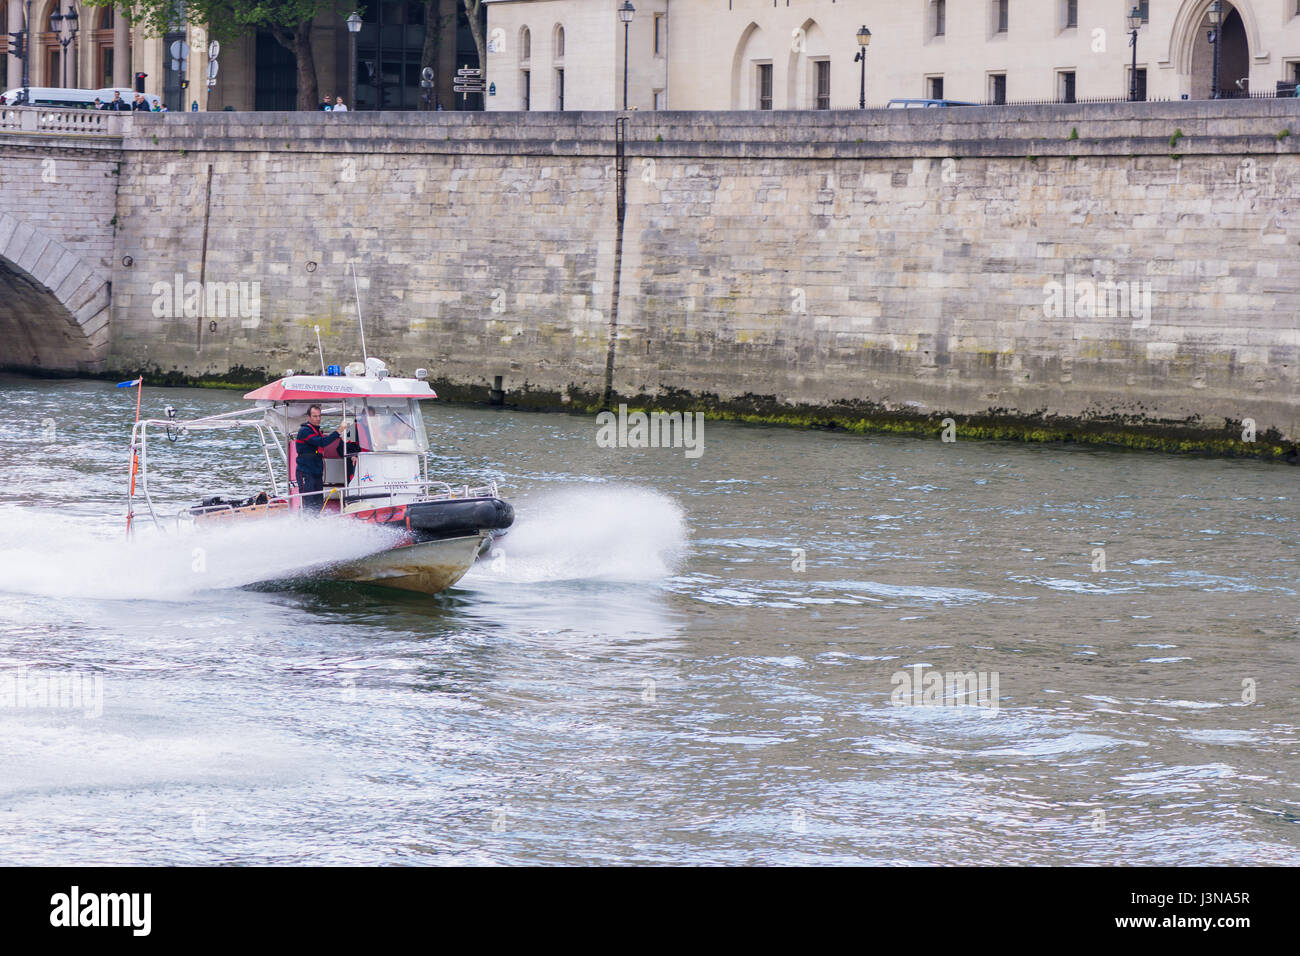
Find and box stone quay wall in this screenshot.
[99,102,1300,446]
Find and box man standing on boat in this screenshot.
[295,405,342,514]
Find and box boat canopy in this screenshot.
[243,374,437,403]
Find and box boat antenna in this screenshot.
[351,262,368,365]
[313,324,325,375]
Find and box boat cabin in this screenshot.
[244,359,437,514]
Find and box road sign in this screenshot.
[454,86,484,94]
[208,40,220,59]
[208,60,219,79]
[170,40,190,62]
[456,68,482,77]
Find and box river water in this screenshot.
[0,373,1296,865]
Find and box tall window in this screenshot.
[996,0,1008,33]
[1065,0,1077,29]
[1058,70,1076,103]
[814,60,830,110]
[355,2,432,110]
[932,0,946,37]
[1140,0,1150,22]
[928,75,944,99]
[653,89,665,109]
[556,68,564,110]
[521,27,530,61]
[654,14,665,55]
[555,25,565,59]
[1131,68,1147,101]
[521,70,530,110]
[757,63,773,109]
[990,73,1006,104]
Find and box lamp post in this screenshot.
[854,25,871,110]
[346,12,362,110]
[618,1,634,110]
[49,6,78,89]
[21,0,33,104]
[1207,0,1222,99]
[1127,6,1141,102]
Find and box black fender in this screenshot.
[405,497,514,541]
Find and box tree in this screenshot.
[462,0,485,89]
[420,0,449,110]
[85,0,350,111]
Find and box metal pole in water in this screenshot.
[351,262,368,365]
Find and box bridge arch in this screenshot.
[0,212,111,373]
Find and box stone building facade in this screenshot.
[2,0,477,112]
[485,0,1300,110]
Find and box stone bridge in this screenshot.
[1,102,1297,450]
[0,108,126,373]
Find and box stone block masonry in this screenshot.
[15,102,1300,451]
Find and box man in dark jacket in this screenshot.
[294,404,342,514]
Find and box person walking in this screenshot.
[320,94,332,111]
[332,96,349,112]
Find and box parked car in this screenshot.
[0,87,162,110]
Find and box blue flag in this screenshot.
[116,378,141,388]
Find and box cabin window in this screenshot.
[360,404,428,453]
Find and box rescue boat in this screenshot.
[123,357,514,594]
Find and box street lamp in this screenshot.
[619,1,635,110]
[20,0,33,104]
[1206,0,1222,99]
[1127,6,1142,102]
[49,7,78,89]
[854,25,871,110]
[346,12,362,110]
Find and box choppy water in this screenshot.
[0,373,1296,865]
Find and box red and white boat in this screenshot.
[124,357,514,594]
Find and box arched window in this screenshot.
[520,27,530,62]
[555,25,565,59]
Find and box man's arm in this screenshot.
[298,428,341,450]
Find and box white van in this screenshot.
[1,87,163,110]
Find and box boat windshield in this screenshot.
[360,403,427,453]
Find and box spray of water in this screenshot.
[466,485,688,585]
[0,507,401,601]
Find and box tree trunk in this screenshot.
[293,22,319,111]
[271,20,319,111]
[463,0,486,89]
[420,0,443,110]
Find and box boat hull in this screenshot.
[326,532,488,594]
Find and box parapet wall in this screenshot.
[102,103,1300,446]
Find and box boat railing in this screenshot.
[335,476,500,508]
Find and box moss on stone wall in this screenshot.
[92,371,1296,464]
